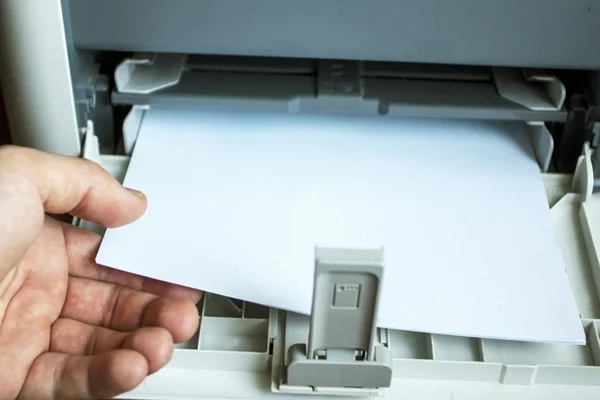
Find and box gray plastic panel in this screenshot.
[111,71,568,122]
[67,0,600,69]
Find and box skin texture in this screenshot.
[0,145,203,399]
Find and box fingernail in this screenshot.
[125,187,146,199]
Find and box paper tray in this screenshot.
[77,128,600,399]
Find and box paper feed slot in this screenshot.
[112,53,567,124]
[119,105,555,173]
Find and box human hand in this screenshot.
[0,145,202,399]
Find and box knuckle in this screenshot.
[80,156,102,170]
[79,157,111,179]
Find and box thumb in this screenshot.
[0,145,146,278]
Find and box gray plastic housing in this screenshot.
[66,0,600,69]
[110,54,568,126]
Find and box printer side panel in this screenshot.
[0,0,80,156]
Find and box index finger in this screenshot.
[0,145,146,225]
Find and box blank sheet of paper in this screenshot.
[96,107,585,344]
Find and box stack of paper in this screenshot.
[96,106,585,344]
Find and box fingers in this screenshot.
[17,350,148,400]
[0,145,146,280]
[61,277,199,342]
[62,223,203,303]
[50,318,173,374]
[0,145,147,227]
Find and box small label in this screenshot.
[333,283,360,308]
[336,284,359,292]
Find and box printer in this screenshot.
[2,1,600,399]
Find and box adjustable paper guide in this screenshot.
[279,247,392,395]
[3,1,600,399]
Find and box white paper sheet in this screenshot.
[96,107,585,344]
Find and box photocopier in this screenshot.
[3,1,600,399]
